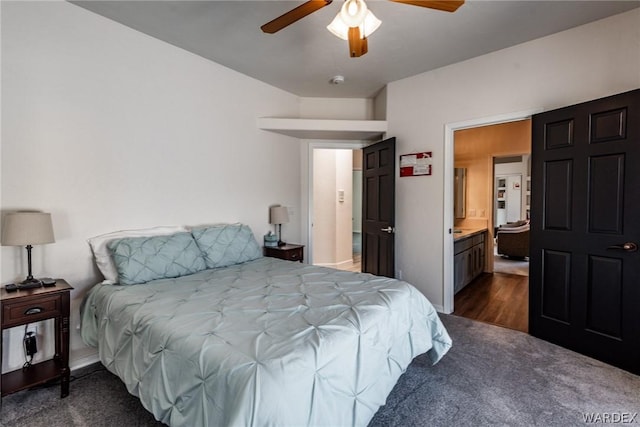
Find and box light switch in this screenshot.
[338,189,345,203]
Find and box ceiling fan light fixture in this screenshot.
[263,0,465,59]
[361,10,381,37]
[327,9,381,41]
[327,13,350,41]
[339,0,368,27]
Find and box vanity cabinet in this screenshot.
[454,230,486,294]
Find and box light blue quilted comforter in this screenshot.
[81,257,452,426]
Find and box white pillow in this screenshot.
[88,225,187,283]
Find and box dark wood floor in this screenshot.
[453,272,529,333]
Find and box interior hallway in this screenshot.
[334,232,362,273]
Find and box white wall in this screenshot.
[1,1,300,371]
[495,161,525,177]
[386,9,640,310]
[300,98,374,120]
[373,87,387,120]
[312,149,337,263]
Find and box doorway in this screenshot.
[450,119,532,332]
[310,147,363,272]
[493,155,530,277]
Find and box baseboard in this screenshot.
[334,259,353,268]
[70,349,100,371]
[433,304,450,314]
[315,259,353,269]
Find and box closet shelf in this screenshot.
[257,118,387,140]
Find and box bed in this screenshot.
[81,224,452,426]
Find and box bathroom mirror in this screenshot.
[454,168,466,219]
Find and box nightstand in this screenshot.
[1,280,73,399]
[264,244,304,263]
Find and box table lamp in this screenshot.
[1,212,55,286]
[269,206,289,246]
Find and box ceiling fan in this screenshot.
[261,0,465,58]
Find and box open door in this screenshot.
[362,137,395,277]
[530,89,640,374]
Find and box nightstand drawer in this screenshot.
[285,248,303,261]
[2,294,61,327]
[264,244,305,263]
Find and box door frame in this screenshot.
[306,141,368,265]
[442,109,541,314]
[493,156,531,231]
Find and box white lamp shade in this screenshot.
[339,0,368,27]
[1,212,55,246]
[327,9,381,41]
[269,206,290,225]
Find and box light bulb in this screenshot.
[339,0,368,27]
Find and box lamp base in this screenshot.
[17,279,43,290]
[20,245,43,288]
[277,224,286,247]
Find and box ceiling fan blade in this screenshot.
[261,0,333,34]
[390,0,464,13]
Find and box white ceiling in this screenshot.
[71,1,639,98]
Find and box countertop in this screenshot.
[453,227,488,242]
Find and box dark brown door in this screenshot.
[530,89,640,374]
[362,137,395,277]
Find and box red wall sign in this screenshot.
[400,152,432,177]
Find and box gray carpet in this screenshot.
[2,315,638,426]
[493,254,529,276]
[493,242,529,276]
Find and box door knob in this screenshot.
[381,226,395,234]
[607,242,638,252]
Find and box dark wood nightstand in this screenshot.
[1,279,73,399]
[264,244,304,263]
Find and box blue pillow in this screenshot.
[191,224,262,269]
[108,232,207,285]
